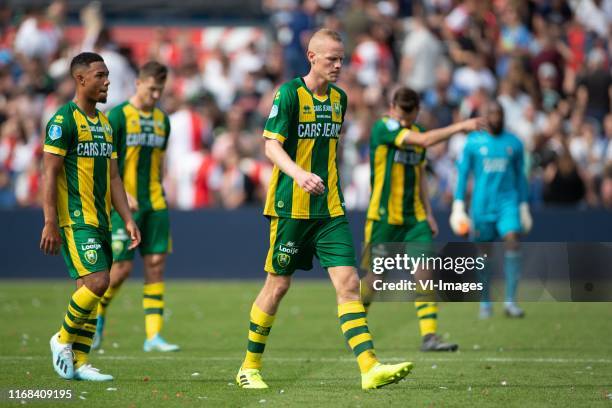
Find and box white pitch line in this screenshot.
[1,355,611,364]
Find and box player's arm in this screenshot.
[450,139,473,236]
[514,141,532,233]
[418,162,438,237]
[264,139,324,195]
[108,108,138,211]
[110,158,141,249]
[397,117,486,148]
[40,152,63,255]
[263,84,324,195]
[40,114,70,255]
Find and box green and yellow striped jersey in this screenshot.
[108,102,170,211]
[44,101,117,230]
[263,78,347,219]
[366,117,427,225]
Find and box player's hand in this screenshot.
[40,221,62,255]
[449,200,471,237]
[427,214,439,237]
[126,193,139,212]
[520,202,532,234]
[462,117,488,133]
[125,219,141,250]
[295,169,325,195]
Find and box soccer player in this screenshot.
[361,87,484,351]
[40,52,141,381]
[450,101,532,318]
[92,61,179,352]
[235,29,413,390]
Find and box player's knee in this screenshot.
[84,271,110,296]
[266,275,291,302]
[336,273,360,299]
[504,233,520,251]
[144,255,165,281]
[112,261,133,285]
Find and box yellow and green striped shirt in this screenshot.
[108,102,170,211]
[366,117,427,225]
[263,78,346,219]
[43,101,117,230]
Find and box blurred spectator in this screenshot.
[542,151,586,205]
[600,163,612,209]
[0,0,610,211]
[400,16,443,93]
[576,49,612,123]
[14,7,61,61]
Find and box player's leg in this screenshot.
[237,217,301,389]
[93,211,138,349]
[318,216,412,389]
[52,226,113,381]
[140,209,179,351]
[359,220,378,311]
[497,204,524,317]
[406,221,458,352]
[360,220,405,311]
[472,220,498,318]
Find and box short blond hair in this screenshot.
[308,28,343,52]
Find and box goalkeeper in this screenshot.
[450,101,532,318]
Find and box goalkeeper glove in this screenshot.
[449,200,471,236]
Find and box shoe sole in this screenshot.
[420,344,459,352]
[74,375,114,381]
[366,363,413,390]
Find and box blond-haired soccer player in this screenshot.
[92,61,179,352]
[41,52,140,381]
[235,29,413,390]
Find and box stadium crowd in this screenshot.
[0,0,611,210]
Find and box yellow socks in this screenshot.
[338,301,378,373]
[73,309,98,368]
[58,285,101,344]
[143,282,165,340]
[96,285,118,319]
[242,303,275,370]
[415,301,438,337]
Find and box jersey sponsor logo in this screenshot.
[87,125,110,134]
[483,157,508,173]
[393,148,423,166]
[279,241,299,255]
[126,133,165,148]
[297,123,341,138]
[77,142,114,158]
[84,249,98,265]
[48,125,62,140]
[268,104,279,119]
[277,253,291,268]
[81,238,102,251]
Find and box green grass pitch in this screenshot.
[0,280,611,407]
